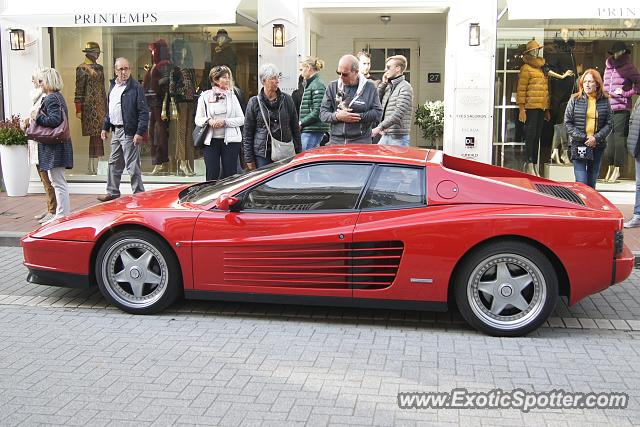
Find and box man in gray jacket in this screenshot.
[320,54,382,144]
[372,55,414,146]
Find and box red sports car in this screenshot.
[22,145,633,336]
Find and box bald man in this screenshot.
[320,54,382,144]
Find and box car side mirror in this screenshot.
[214,193,239,211]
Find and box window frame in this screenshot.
[235,161,427,214]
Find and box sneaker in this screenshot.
[41,215,63,226]
[33,210,48,220]
[624,216,640,228]
[38,213,55,224]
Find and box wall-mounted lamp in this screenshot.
[380,15,391,25]
[9,28,26,51]
[469,23,480,47]
[273,24,285,47]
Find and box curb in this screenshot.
[2,231,640,267]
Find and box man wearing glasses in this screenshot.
[98,57,149,202]
[320,54,382,144]
[372,55,414,146]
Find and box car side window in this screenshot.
[243,163,373,211]
[360,166,425,209]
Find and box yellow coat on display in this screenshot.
[517,55,550,110]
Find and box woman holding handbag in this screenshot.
[35,67,73,223]
[194,65,244,181]
[242,63,301,170]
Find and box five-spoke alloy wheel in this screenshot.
[455,241,558,336]
[95,230,181,314]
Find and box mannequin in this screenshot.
[517,39,573,176]
[200,29,237,92]
[74,41,107,175]
[169,39,196,176]
[603,41,640,183]
[547,33,577,165]
[143,39,172,175]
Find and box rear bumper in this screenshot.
[613,244,634,285]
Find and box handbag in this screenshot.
[26,105,70,144]
[193,98,209,149]
[257,98,296,162]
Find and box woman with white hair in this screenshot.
[242,63,301,169]
[35,67,73,224]
[24,68,57,224]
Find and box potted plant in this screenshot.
[0,115,30,196]
[415,100,444,148]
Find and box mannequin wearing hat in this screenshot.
[602,41,640,183]
[143,39,172,175]
[169,39,196,176]
[74,41,107,175]
[517,39,574,176]
[200,29,237,92]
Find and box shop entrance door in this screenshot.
[354,40,421,146]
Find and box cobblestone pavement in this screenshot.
[1,246,640,425]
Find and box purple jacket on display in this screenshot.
[603,54,640,112]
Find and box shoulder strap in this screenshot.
[257,97,274,139]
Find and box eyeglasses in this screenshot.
[116,67,130,72]
[385,64,398,70]
[336,70,353,77]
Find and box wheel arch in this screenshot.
[89,224,184,289]
[446,235,570,306]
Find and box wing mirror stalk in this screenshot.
[215,193,239,211]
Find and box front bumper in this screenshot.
[27,268,92,289]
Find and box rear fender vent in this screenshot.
[534,184,585,206]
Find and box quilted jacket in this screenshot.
[377,75,413,136]
[299,73,330,133]
[564,93,613,148]
[603,54,640,112]
[517,56,550,110]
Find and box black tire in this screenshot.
[95,230,182,314]
[454,241,558,337]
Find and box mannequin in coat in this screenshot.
[517,39,573,176]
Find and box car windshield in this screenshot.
[179,159,292,206]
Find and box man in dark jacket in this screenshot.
[320,55,382,144]
[98,57,149,202]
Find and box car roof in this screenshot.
[289,144,437,167]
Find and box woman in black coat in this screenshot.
[36,67,73,223]
[242,63,301,170]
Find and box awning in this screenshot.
[0,0,243,27]
[507,0,639,20]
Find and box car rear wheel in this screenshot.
[454,241,558,337]
[95,230,181,314]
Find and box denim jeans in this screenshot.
[573,147,604,189]
[255,155,271,168]
[378,134,410,146]
[301,132,324,151]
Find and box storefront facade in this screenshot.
[495,0,640,187]
[1,0,499,194]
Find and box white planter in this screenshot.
[0,145,30,197]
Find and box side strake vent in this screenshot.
[534,184,585,206]
[223,241,404,290]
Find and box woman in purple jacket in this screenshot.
[603,41,640,183]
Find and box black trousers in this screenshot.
[524,109,544,164]
[605,110,631,167]
[203,139,240,181]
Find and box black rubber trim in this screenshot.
[27,268,92,289]
[184,290,448,312]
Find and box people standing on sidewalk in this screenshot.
[243,63,301,170]
[35,68,73,223]
[24,69,56,224]
[602,41,640,183]
[564,69,613,189]
[195,65,244,181]
[98,57,149,202]
[623,97,640,228]
[356,51,380,86]
[320,54,382,145]
[372,55,413,146]
[298,57,330,151]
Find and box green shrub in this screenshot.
[414,100,444,142]
[0,115,28,146]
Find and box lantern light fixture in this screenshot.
[273,24,285,47]
[469,23,480,46]
[9,28,26,51]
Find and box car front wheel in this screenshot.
[454,241,558,337]
[95,230,181,314]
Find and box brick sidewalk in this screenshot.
[2,191,640,251]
